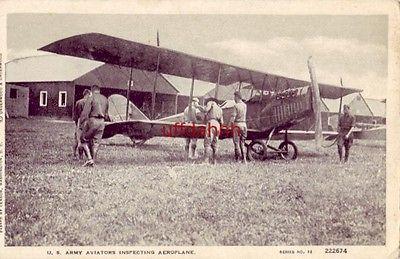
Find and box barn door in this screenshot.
[6,85,29,118]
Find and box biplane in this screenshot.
[39,33,363,160]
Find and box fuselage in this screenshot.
[103,86,314,140]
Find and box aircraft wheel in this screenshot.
[248,140,267,160]
[278,141,298,160]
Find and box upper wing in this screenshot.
[39,33,252,86]
[39,33,361,99]
[317,83,361,99]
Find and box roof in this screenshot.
[6,54,178,95]
[39,33,362,99]
[74,63,179,95]
[364,98,386,117]
[6,54,102,82]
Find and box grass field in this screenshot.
[5,118,385,246]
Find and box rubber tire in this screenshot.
[278,141,298,160]
[248,140,267,160]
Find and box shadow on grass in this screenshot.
[217,151,293,163]
[298,151,331,158]
[104,141,167,151]
[104,142,136,148]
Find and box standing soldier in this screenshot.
[230,91,248,163]
[184,97,201,159]
[337,104,356,163]
[73,89,91,159]
[80,85,109,167]
[196,98,223,164]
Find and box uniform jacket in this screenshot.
[80,92,109,122]
[231,101,247,124]
[338,113,356,135]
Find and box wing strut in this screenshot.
[236,68,242,94]
[126,63,134,120]
[151,53,161,119]
[188,67,195,118]
[215,65,222,99]
[338,78,343,115]
[359,92,375,116]
[174,94,178,114]
[260,74,267,102]
[249,71,255,98]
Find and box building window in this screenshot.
[10,88,18,99]
[39,91,48,107]
[58,91,67,107]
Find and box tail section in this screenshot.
[108,94,150,122]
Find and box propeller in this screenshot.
[307,57,323,151]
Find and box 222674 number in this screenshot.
[325,248,347,253]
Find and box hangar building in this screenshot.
[5,55,183,119]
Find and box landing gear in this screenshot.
[246,129,298,160]
[278,140,298,160]
[247,140,267,160]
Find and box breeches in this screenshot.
[337,133,353,148]
[80,118,105,145]
[204,119,220,150]
[74,125,82,145]
[185,138,197,150]
[232,123,247,146]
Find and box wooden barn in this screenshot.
[5,55,180,119]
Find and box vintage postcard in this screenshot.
[0,0,399,258]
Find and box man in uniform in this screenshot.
[80,85,109,166]
[183,97,201,159]
[337,104,356,163]
[195,98,223,164]
[73,89,91,159]
[230,91,248,163]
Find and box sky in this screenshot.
[7,14,388,98]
